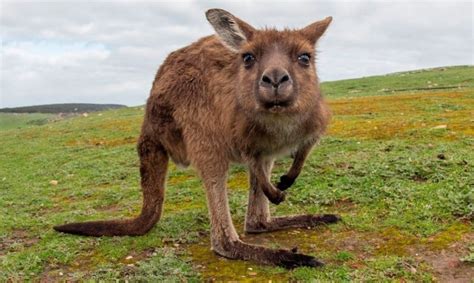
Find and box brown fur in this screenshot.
[54,9,340,268]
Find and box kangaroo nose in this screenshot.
[260,68,291,89]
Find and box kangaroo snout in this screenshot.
[260,67,292,90]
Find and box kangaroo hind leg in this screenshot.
[197,157,322,268]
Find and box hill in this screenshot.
[0,66,473,281]
[321,65,473,98]
[0,103,127,114]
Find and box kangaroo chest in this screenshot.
[233,115,315,160]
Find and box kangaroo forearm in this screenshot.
[277,143,314,191]
[249,159,286,204]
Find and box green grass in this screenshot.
[0,113,55,130]
[321,65,474,98]
[1,66,473,281]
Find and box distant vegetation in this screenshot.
[0,103,127,114]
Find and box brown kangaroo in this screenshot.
[54,9,340,268]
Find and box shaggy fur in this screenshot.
[54,8,340,268]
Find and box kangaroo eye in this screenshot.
[298,53,311,66]
[242,53,256,68]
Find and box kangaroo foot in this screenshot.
[214,240,323,268]
[246,214,341,234]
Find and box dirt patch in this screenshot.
[0,230,40,256]
[420,251,473,283]
[65,136,137,147]
[94,203,122,213]
[326,198,357,213]
[411,173,428,183]
[414,233,474,283]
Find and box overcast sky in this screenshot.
[1,0,472,108]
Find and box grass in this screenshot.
[321,65,473,98]
[1,65,473,281]
[0,113,55,130]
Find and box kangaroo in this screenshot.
[54,9,340,268]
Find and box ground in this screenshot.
[1,66,473,281]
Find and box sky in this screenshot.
[1,0,473,108]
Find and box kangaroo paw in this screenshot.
[276,175,295,191]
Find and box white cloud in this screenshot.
[3,41,110,67]
[0,0,472,107]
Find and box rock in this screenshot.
[248,272,257,276]
[50,180,58,186]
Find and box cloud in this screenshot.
[1,0,472,107]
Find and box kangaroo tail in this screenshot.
[54,138,168,236]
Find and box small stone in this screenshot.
[248,267,253,270]
[248,272,257,276]
[59,272,64,276]
[127,264,134,267]
[125,255,133,260]
[50,180,58,186]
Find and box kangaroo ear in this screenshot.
[300,16,333,44]
[206,9,256,52]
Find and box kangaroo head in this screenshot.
[206,9,332,116]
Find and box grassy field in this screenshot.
[1,66,473,281]
[0,113,55,131]
[322,65,473,98]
